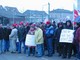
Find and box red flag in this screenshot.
[74,9,79,19]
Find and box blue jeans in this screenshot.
[4,40,10,51]
[16,42,19,51]
[18,40,26,53]
[36,44,44,57]
[27,47,35,56]
[46,38,53,56]
[0,40,5,53]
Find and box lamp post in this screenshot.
[48,2,50,20]
[42,4,48,22]
[29,11,31,22]
[13,9,15,24]
[42,6,44,22]
[25,16,26,22]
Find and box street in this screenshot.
[0,52,76,60]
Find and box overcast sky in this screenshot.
[0,0,75,13]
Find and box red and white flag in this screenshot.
[73,0,78,19]
[73,0,80,19]
[74,9,79,19]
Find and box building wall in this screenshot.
[25,15,47,23]
[9,18,25,24]
[0,16,9,25]
[50,12,73,23]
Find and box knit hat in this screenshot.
[12,24,16,27]
[19,21,24,25]
[73,22,77,25]
[25,22,29,26]
[46,20,51,24]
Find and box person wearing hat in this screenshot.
[45,20,55,57]
[9,24,18,53]
[35,23,44,57]
[26,24,36,56]
[17,22,26,53]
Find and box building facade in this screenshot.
[50,9,73,23]
[0,5,25,25]
[23,10,48,23]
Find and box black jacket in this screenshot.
[3,28,11,40]
[0,27,4,40]
[25,26,30,34]
[55,28,63,41]
[18,27,25,41]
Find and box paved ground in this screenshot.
[0,52,77,60]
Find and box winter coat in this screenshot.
[55,28,63,41]
[65,20,73,30]
[75,27,80,43]
[0,27,4,40]
[25,26,30,34]
[18,27,25,41]
[9,28,18,40]
[65,26,73,30]
[45,26,54,38]
[25,26,30,39]
[3,28,11,40]
[35,28,44,44]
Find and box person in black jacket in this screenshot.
[17,22,26,53]
[62,20,73,59]
[55,22,64,56]
[52,21,57,54]
[25,23,30,41]
[0,24,4,54]
[24,23,30,53]
[3,26,11,52]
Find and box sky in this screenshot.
[0,0,75,13]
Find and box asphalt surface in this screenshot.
[0,52,77,60]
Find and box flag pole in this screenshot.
[73,0,78,30]
[73,2,75,30]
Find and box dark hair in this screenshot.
[14,26,16,28]
[77,22,80,27]
[66,20,72,27]
[53,21,55,23]
[57,22,63,28]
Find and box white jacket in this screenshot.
[9,28,18,40]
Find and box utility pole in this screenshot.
[13,9,14,24]
[48,2,50,20]
[42,6,44,22]
[29,11,31,23]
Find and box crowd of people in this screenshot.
[0,20,80,59]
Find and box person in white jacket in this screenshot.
[9,24,18,53]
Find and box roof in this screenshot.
[50,9,73,13]
[0,5,24,18]
[23,10,48,16]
